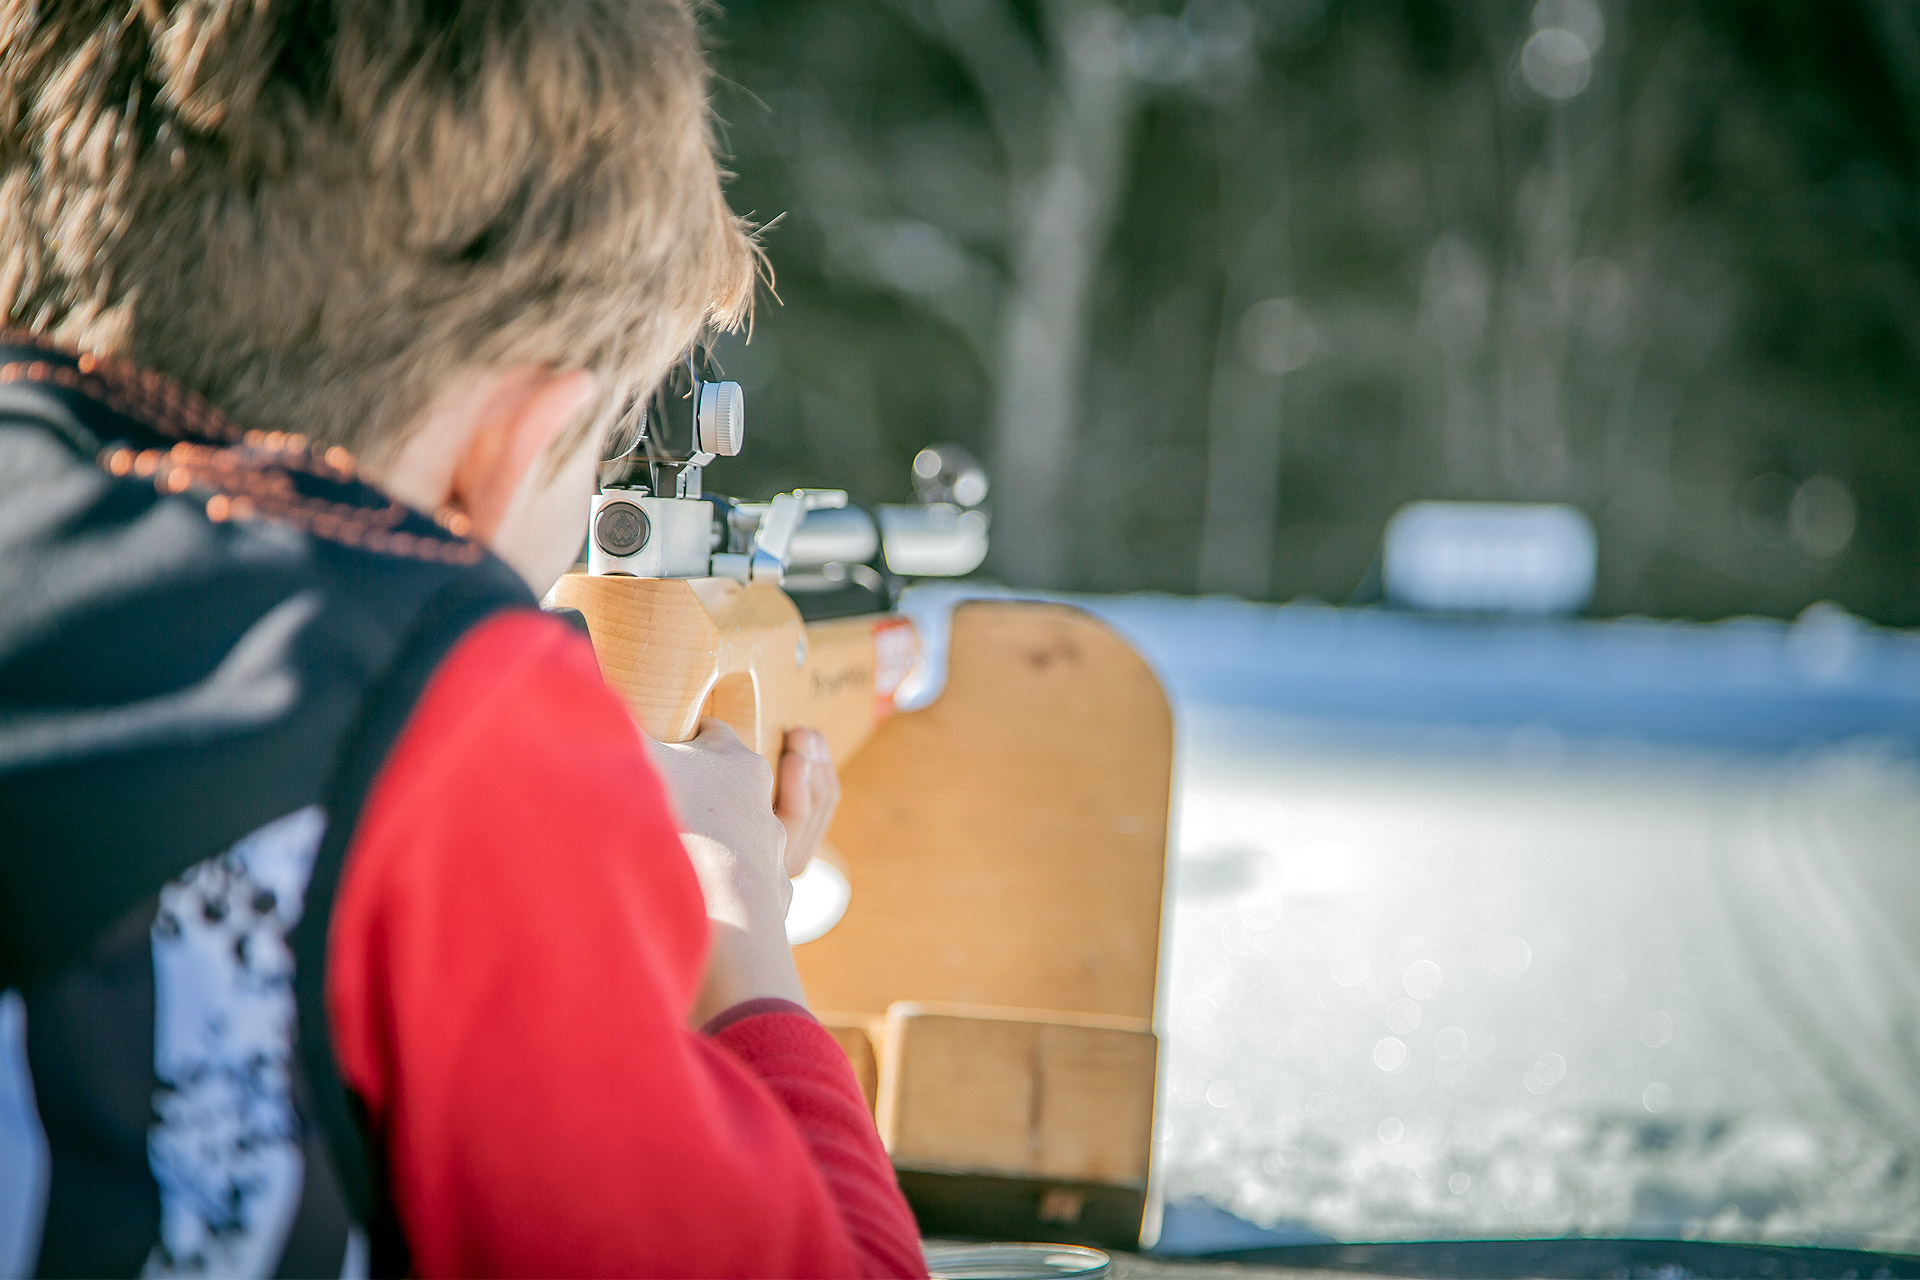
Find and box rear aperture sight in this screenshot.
[594,500,651,557]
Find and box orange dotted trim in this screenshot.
[0,328,246,446]
[0,357,242,444]
[0,334,485,567]
[99,442,483,565]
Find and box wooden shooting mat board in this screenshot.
[796,600,1173,1025]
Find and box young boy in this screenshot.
[0,2,926,1276]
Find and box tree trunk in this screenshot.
[1197,92,1294,598]
[987,2,1135,589]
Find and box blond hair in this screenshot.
[0,0,756,462]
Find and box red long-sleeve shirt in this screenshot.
[324,609,927,1278]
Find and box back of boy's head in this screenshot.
[0,0,756,463]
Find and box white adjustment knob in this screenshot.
[697,380,745,457]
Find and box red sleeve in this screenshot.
[325,610,927,1279]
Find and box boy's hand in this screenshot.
[649,719,839,1025]
[650,717,791,913]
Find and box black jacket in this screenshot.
[0,335,532,1277]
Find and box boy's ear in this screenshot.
[448,368,600,542]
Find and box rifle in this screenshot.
[548,360,1172,1249]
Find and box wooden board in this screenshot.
[876,1002,1158,1188]
[794,601,1173,1023]
[815,1013,884,1114]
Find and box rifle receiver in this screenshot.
[584,361,989,596]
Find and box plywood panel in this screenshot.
[876,1003,1158,1187]
[795,601,1173,1023]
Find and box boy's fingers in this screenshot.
[775,730,827,816]
[776,748,812,819]
[780,726,826,765]
[776,728,840,879]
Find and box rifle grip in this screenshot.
[547,573,907,766]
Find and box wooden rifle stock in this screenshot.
[547,573,915,765]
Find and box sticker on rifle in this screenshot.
[871,617,919,721]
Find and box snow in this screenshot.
[1156,724,1919,1252]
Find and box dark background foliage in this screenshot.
[700,0,1920,625]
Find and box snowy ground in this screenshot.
[1156,711,1920,1252]
[906,589,1920,1254]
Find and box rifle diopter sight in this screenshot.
[587,354,988,616]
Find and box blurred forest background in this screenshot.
[701,0,1920,627]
